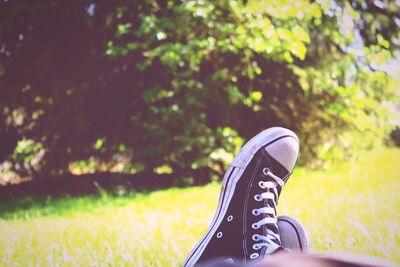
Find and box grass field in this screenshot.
[1,147,400,266]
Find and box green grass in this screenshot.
[1,147,400,266]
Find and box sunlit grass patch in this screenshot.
[279,147,400,264]
[0,147,399,266]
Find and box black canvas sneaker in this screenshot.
[183,127,299,266]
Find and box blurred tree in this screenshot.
[0,0,398,180]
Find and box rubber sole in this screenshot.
[183,127,299,266]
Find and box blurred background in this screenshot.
[0,0,399,266]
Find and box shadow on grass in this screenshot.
[0,170,213,218]
[0,190,147,220]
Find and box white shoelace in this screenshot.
[250,167,285,259]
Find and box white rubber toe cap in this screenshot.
[265,135,299,173]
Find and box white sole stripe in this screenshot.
[183,166,237,265]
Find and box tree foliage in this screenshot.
[0,0,398,180]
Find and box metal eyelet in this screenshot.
[252,209,259,216]
[216,232,223,238]
[252,234,259,241]
[258,181,265,189]
[254,194,262,201]
[227,215,233,222]
[253,244,262,250]
[263,167,270,175]
[252,223,260,229]
[250,253,259,259]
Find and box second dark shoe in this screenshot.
[277,215,312,253]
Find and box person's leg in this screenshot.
[194,252,396,267]
[183,127,300,266]
[255,252,396,267]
